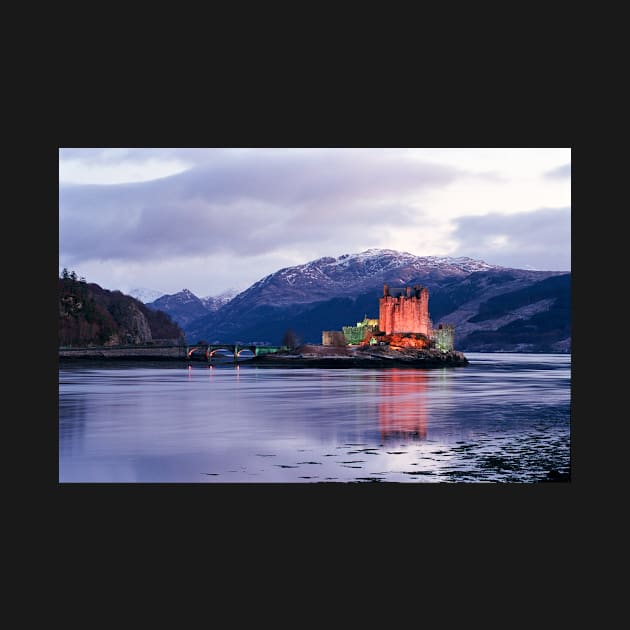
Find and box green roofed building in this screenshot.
[342,316,379,345]
[434,324,454,352]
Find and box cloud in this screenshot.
[449,207,571,271]
[60,147,228,165]
[545,163,571,179]
[59,149,572,294]
[59,150,463,266]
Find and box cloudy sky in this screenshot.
[59,148,571,297]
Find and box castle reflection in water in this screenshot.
[378,369,428,442]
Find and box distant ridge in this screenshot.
[146,288,238,329]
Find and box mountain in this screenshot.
[59,278,184,347]
[146,288,237,329]
[427,270,571,352]
[221,248,495,309]
[183,249,570,352]
[200,289,239,312]
[128,287,165,303]
[146,289,209,328]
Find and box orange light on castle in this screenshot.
[379,284,430,337]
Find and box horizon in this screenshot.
[59,148,571,296]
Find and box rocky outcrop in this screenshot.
[251,344,469,368]
[119,301,153,344]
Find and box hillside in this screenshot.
[59,275,184,347]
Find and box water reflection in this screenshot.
[378,369,428,442]
[59,354,571,483]
[59,397,88,456]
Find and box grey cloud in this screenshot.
[156,150,461,204]
[450,207,571,271]
[60,150,462,265]
[60,147,237,166]
[545,163,571,179]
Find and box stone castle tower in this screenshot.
[379,284,430,336]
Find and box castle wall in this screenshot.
[379,286,430,336]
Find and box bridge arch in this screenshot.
[186,344,283,360]
[209,348,235,358]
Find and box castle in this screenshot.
[379,284,430,336]
[322,284,455,352]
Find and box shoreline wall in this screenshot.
[59,345,188,360]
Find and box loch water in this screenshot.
[59,353,571,483]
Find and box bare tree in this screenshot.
[282,328,300,350]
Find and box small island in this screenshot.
[251,343,468,368]
[253,283,468,368]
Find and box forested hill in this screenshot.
[58,272,184,347]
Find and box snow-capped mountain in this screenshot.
[200,289,239,312]
[184,248,570,351]
[147,288,237,329]
[236,248,499,306]
[128,287,166,303]
[330,248,496,275]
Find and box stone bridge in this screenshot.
[186,344,283,360]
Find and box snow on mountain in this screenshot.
[326,248,497,274]
[200,289,238,312]
[128,287,166,303]
[175,289,198,304]
[238,249,500,306]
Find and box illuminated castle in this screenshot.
[322,283,454,352]
[379,284,430,336]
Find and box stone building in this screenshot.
[322,330,346,346]
[379,284,430,336]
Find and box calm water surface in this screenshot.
[59,353,571,483]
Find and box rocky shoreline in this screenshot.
[250,345,469,368]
